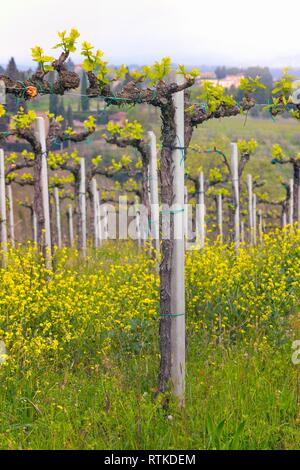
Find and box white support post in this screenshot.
[7,185,15,248]
[231,142,240,251]
[134,195,141,248]
[91,177,98,249]
[33,211,37,244]
[217,193,223,243]
[0,149,7,256]
[170,74,185,403]
[54,187,62,249]
[258,209,263,244]
[241,220,245,244]
[103,204,108,241]
[148,131,160,256]
[253,193,257,246]
[289,178,294,229]
[198,171,205,249]
[79,157,87,258]
[35,117,51,263]
[96,190,102,246]
[247,174,253,245]
[184,186,188,249]
[298,168,300,228]
[68,206,74,247]
[282,211,287,229]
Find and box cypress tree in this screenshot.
[81,72,90,112]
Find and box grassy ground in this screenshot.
[1,342,299,450]
[1,236,300,450]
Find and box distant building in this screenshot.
[196,72,244,89]
[217,74,244,89]
[195,71,217,86]
[74,64,83,75]
[109,112,127,126]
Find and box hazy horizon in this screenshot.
[1,0,300,69]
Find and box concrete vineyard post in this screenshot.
[217,193,223,243]
[35,117,52,265]
[134,195,141,248]
[289,178,294,229]
[103,204,108,241]
[247,174,253,245]
[33,211,37,244]
[0,149,7,257]
[231,142,240,251]
[91,177,98,249]
[298,168,300,227]
[170,74,185,403]
[148,131,160,257]
[96,191,102,247]
[68,206,74,247]
[241,220,245,244]
[79,157,87,258]
[184,186,188,249]
[253,193,257,246]
[198,171,205,249]
[7,184,15,248]
[54,187,62,249]
[259,209,263,244]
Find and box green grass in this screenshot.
[1,341,299,449]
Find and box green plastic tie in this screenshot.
[160,208,184,215]
[160,313,185,317]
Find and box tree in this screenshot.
[0,29,81,100]
[102,120,150,216]
[0,109,96,255]
[48,150,137,249]
[66,105,74,128]
[5,58,21,113]
[81,72,90,112]
[271,144,300,223]
[1,33,262,396]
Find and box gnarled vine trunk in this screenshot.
[158,98,176,393]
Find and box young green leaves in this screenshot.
[106,120,144,140]
[198,81,236,113]
[10,108,37,130]
[32,29,80,72]
[239,76,265,95]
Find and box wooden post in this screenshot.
[0,149,7,256]
[289,178,294,229]
[68,206,74,247]
[91,177,98,249]
[148,131,160,256]
[253,193,257,246]
[54,187,62,249]
[170,74,185,403]
[231,143,240,251]
[198,171,205,249]
[79,157,87,258]
[247,174,253,245]
[217,193,223,243]
[35,117,51,263]
[7,185,15,248]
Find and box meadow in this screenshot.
[1,231,300,450]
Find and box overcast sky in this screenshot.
[1,0,300,69]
